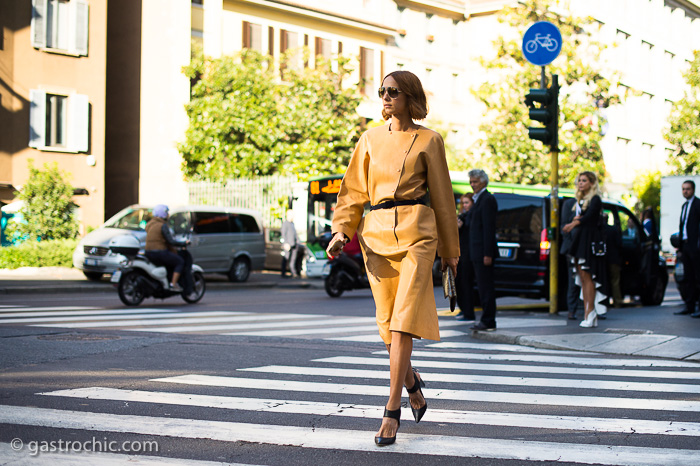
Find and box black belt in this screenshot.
[370,198,425,211]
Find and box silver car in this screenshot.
[73,205,266,282]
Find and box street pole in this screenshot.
[549,74,560,315]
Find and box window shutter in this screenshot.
[71,0,89,56]
[31,0,48,49]
[268,27,274,56]
[29,90,47,148]
[242,21,250,49]
[68,93,89,152]
[280,29,287,53]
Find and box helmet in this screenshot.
[153,204,169,219]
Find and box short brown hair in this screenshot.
[381,70,428,121]
[461,193,474,202]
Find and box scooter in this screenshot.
[109,234,206,306]
[323,251,370,297]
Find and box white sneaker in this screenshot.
[168,283,183,292]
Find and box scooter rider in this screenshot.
[145,205,189,292]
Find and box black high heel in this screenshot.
[374,407,401,446]
[407,369,427,423]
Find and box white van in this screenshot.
[73,205,265,282]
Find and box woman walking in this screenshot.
[326,70,459,445]
[562,172,609,327]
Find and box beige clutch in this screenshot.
[443,267,457,312]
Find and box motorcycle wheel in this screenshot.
[325,268,345,298]
[182,272,206,304]
[118,271,146,306]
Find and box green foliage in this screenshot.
[631,170,661,218]
[470,0,621,187]
[0,239,78,269]
[15,161,79,241]
[179,48,363,181]
[665,50,700,174]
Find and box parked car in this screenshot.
[264,227,320,277]
[434,193,668,309]
[73,205,266,282]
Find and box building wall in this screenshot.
[0,0,108,232]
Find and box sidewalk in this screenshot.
[1,267,699,362]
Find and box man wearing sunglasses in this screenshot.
[327,71,459,447]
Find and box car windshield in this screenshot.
[104,208,153,231]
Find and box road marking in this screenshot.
[0,306,102,313]
[317,356,700,380]
[40,386,700,437]
[0,308,179,319]
[427,341,595,355]
[29,313,322,329]
[151,374,700,412]
[0,311,241,324]
[222,319,467,337]
[325,330,467,342]
[404,350,700,368]
[1,405,696,465]
[239,365,700,394]
[0,442,259,466]
[129,316,376,333]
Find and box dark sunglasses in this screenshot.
[378,86,403,99]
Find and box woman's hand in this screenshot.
[442,257,459,277]
[326,232,348,258]
[562,220,578,234]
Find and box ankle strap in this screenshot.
[406,372,421,394]
[383,407,401,420]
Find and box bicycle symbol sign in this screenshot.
[522,21,562,66]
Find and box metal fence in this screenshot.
[187,175,298,228]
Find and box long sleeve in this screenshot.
[332,133,370,240]
[425,134,459,258]
[578,195,602,226]
[161,223,187,247]
[481,193,498,257]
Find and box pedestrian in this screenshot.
[467,169,499,332]
[455,193,476,321]
[144,204,189,292]
[326,70,459,446]
[674,180,700,317]
[560,197,583,320]
[603,213,623,308]
[280,210,300,278]
[642,207,660,243]
[562,171,609,328]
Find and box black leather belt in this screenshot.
[370,198,426,211]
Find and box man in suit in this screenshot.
[468,169,498,331]
[675,180,700,316]
[560,197,583,319]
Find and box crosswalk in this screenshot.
[0,305,565,342]
[3,341,700,464]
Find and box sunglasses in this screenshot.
[378,86,403,99]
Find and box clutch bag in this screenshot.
[442,267,457,312]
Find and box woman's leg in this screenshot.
[376,331,417,438]
[577,265,595,318]
[384,342,425,411]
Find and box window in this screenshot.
[229,214,260,233]
[192,0,203,4]
[280,29,300,72]
[242,21,262,51]
[29,89,89,152]
[193,212,231,235]
[105,208,153,231]
[359,47,374,95]
[315,37,331,59]
[169,212,192,236]
[31,0,89,56]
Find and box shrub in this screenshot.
[0,239,78,269]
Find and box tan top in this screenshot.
[145,217,168,251]
[332,124,459,260]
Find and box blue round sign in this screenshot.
[522,21,562,66]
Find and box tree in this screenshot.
[665,50,700,174]
[15,161,78,241]
[470,0,622,187]
[631,170,661,218]
[179,48,363,181]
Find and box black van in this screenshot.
[443,193,668,309]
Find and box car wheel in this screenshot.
[182,272,206,303]
[83,271,103,281]
[641,273,667,306]
[228,258,251,282]
[118,271,146,306]
[325,268,344,297]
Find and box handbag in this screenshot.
[591,213,606,257]
[443,267,457,312]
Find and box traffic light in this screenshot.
[525,75,559,151]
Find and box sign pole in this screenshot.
[549,74,560,315]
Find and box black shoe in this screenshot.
[455,312,476,321]
[374,407,401,446]
[470,322,496,331]
[691,312,700,318]
[567,311,577,320]
[674,308,693,315]
[406,369,427,423]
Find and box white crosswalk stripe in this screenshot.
[3,345,700,464]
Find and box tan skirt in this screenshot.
[364,249,441,345]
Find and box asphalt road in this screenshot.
[0,286,699,465]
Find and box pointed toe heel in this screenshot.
[407,369,427,423]
[374,407,401,446]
